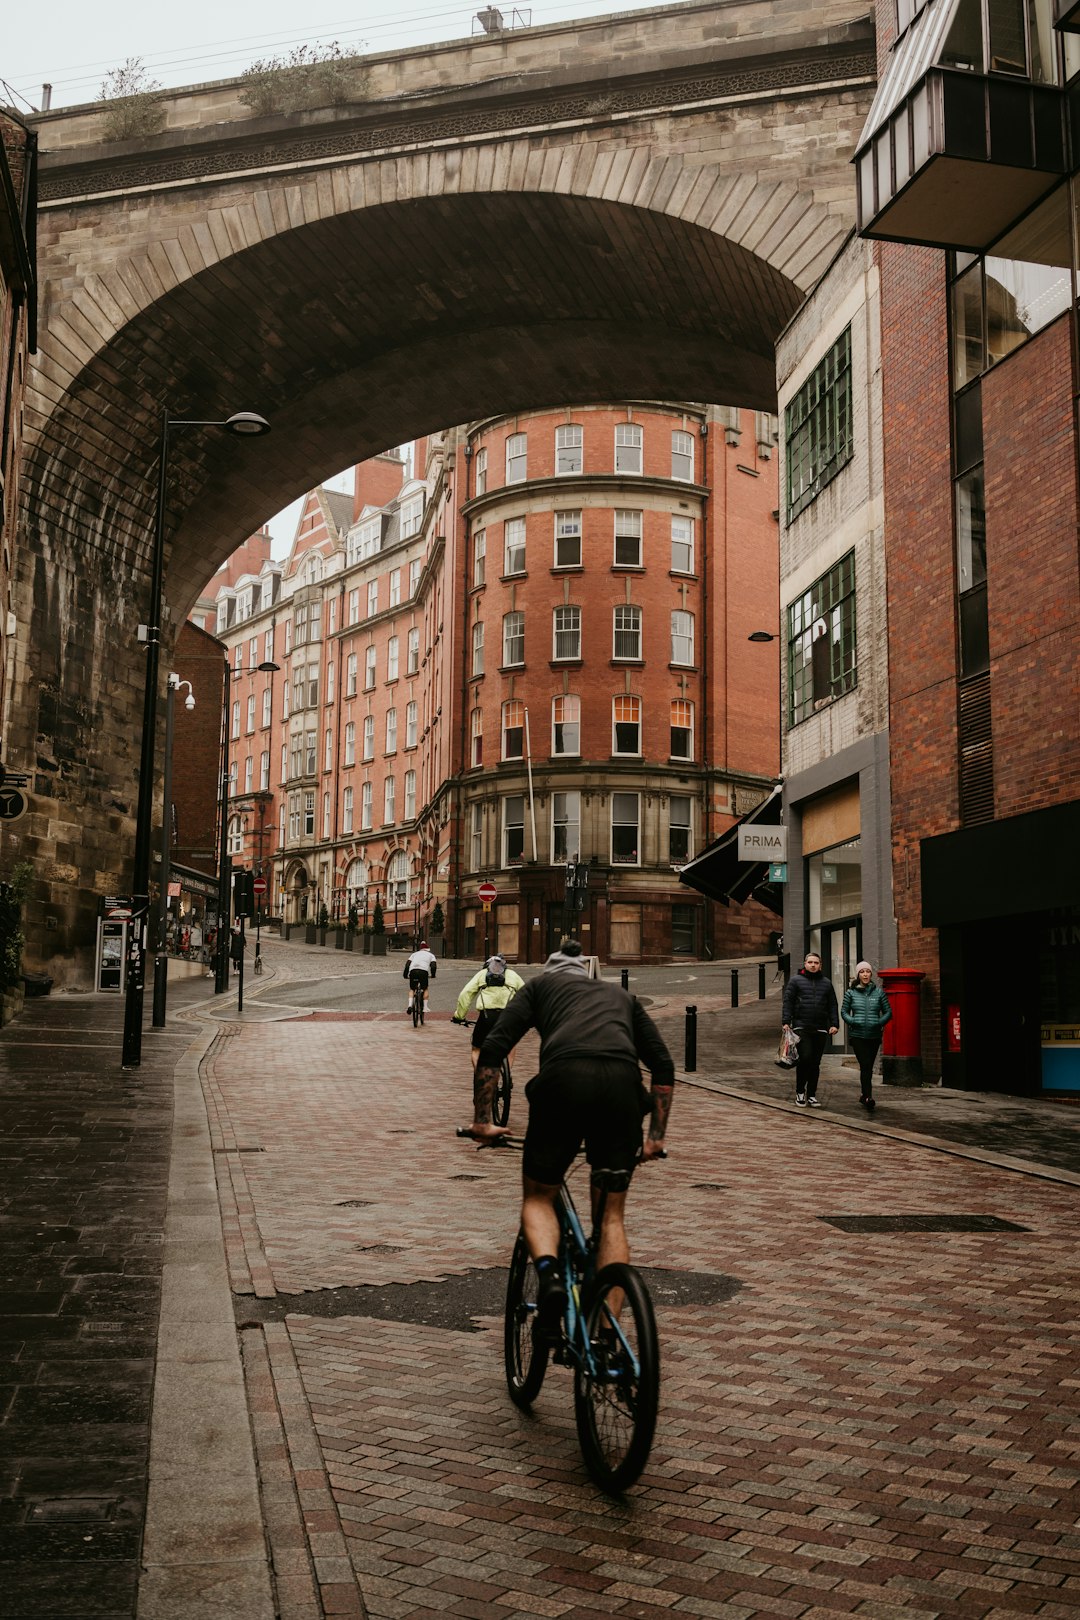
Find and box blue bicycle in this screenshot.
[459,1131,661,1492]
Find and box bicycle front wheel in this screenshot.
[492,1060,512,1127]
[573,1262,659,1493]
[504,1232,549,1408]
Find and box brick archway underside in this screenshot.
[25,192,803,616]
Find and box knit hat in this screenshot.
[855,960,873,976]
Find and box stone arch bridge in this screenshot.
[15,0,874,979]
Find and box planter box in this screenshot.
[318,929,328,947]
[371,934,387,956]
[334,930,345,950]
[345,932,355,952]
[304,925,318,945]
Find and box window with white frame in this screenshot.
[309,601,321,643]
[344,721,355,766]
[228,815,245,856]
[613,605,642,661]
[506,433,527,484]
[385,708,397,754]
[669,795,692,863]
[280,743,287,784]
[386,848,411,908]
[246,694,256,732]
[234,644,243,675]
[323,791,331,838]
[287,794,300,841]
[305,731,317,774]
[671,515,694,574]
[248,636,258,669]
[552,790,580,862]
[389,569,401,608]
[404,770,416,820]
[289,734,303,778]
[362,715,375,761]
[556,423,583,474]
[262,687,272,727]
[504,518,526,576]
[613,695,641,755]
[554,510,582,568]
[282,681,289,721]
[346,653,358,697]
[367,580,379,617]
[407,627,419,674]
[409,558,421,595]
[502,699,524,760]
[327,599,337,635]
[260,751,270,791]
[406,701,418,748]
[263,627,274,662]
[307,665,318,707]
[350,516,381,563]
[399,494,423,538]
[611,792,640,864]
[292,668,305,713]
[294,602,308,646]
[243,756,253,793]
[325,659,334,702]
[473,529,486,588]
[231,700,240,740]
[474,446,487,495]
[470,802,483,869]
[672,429,695,481]
[303,790,315,836]
[553,605,581,661]
[364,646,376,689]
[342,786,353,834]
[344,856,368,904]
[387,636,399,680]
[470,707,483,767]
[383,775,395,824]
[262,576,276,611]
[552,693,580,755]
[671,610,695,666]
[237,588,253,623]
[503,795,525,864]
[472,620,485,677]
[615,422,643,474]
[283,621,292,656]
[324,728,333,771]
[361,781,373,830]
[670,699,694,760]
[614,510,642,567]
[502,611,524,667]
[348,588,360,626]
[216,598,230,634]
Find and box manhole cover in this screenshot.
[820,1214,1030,1233]
[28,1499,117,1524]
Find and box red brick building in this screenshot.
[853,0,1080,1093]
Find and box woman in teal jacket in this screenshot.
[841,961,892,1112]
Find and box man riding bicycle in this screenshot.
[468,939,673,1333]
[451,954,525,1070]
[403,940,437,1016]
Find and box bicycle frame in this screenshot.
[555,1176,638,1384]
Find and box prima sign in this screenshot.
[737,826,787,861]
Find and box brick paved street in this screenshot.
[203,980,1080,1620]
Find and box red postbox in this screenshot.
[879,968,925,1085]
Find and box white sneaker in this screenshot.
[808,1096,821,1108]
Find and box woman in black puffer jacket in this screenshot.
[840,961,892,1112]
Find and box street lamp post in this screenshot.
[151,675,194,1028]
[122,409,270,1067]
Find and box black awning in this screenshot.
[679,786,784,915]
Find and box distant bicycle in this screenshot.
[458,1019,512,1125]
[457,1131,662,1493]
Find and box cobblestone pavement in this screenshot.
[204,998,1080,1620]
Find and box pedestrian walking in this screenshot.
[841,961,892,1113]
[781,950,839,1108]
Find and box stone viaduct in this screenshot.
[13,0,875,981]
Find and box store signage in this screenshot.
[769,863,788,882]
[737,826,786,861]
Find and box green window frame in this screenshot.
[785,328,853,521]
[787,552,857,727]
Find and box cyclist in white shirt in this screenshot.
[403,941,437,1015]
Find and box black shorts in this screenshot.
[471,1007,503,1049]
[523,1058,645,1187]
[408,969,429,990]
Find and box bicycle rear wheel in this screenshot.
[412,994,420,1027]
[573,1262,659,1493]
[504,1231,549,1408]
[418,994,425,1026]
[492,1060,512,1127]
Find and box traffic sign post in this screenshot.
[477,881,497,904]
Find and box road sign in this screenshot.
[477,881,497,903]
[0,786,28,822]
[253,876,268,896]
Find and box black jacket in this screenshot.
[477,971,675,1085]
[782,968,839,1031]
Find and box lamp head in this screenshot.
[223,412,271,438]
[748,630,777,643]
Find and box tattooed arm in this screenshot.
[469,1062,510,1141]
[642,1084,673,1160]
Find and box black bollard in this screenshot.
[621,968,629,991]
[731,968,739,1009]
[684,1005,697,1072]
[758,961,766,1000]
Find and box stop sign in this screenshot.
[477,881,498,903]
[252,877,268,896]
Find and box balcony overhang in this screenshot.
[855,67,1066,251]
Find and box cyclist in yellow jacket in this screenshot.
[451,954,524,1071]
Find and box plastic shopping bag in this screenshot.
[774,1028,800,1070]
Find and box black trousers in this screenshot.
[793,1028,828,1097]
[850,1036,881,1095]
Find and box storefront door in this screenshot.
[821,920,860,1048]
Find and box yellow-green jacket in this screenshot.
[453,966,525,1021]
